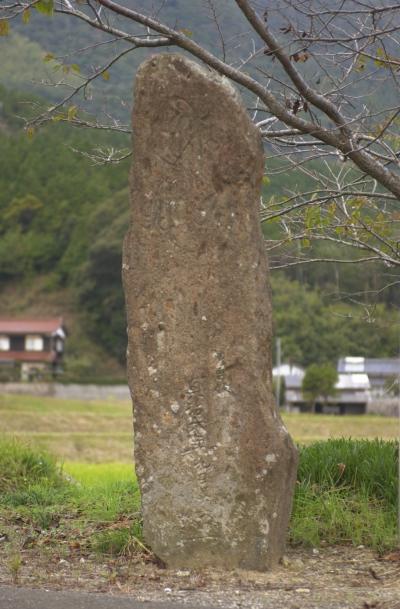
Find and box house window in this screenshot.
[25,335,44,351]
[0,335,10,351]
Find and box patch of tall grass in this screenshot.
[91,521,145,556]
[291,439,398,552]
[0,438,63,494]
[0,438,141,551]
[0,437,398,554]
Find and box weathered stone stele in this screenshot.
[123,54,298,571]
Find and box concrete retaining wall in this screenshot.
[0,382,130,401]
[1,383,399,415]
[367,398,399,417]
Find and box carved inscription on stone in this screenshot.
[123,54,298,571]
[183,378,209,488]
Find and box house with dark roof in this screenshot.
[338,357,400,396]
[0,318,66,380]
[273,363,371,414]
[285,371,370,414]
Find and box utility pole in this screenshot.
[276,337,282,408]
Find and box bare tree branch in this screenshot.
[2,0,400,271]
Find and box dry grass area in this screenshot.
[0,392,398,462]
[285,412,399,445]
[0,394,133,462]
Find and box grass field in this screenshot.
[0,392,398,555]
[0,393,398,462]
[0,437,397,555]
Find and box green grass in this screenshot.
[0,438,63,494]
[0,439,142,556]
[291,439,398,552]
[65,462,135,486]
[0,437,398,556]
[91,521,146,557]
[65,461,140,524]
[297,438,397,505]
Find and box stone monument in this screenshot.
[123,54,298,570]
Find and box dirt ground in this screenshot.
[1,539,399,609]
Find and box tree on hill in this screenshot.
[302,363,338,413]
[2,0,400,273]
[2,194,43,232]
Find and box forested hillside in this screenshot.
[0,1,250,122]
[2,0,394,126]
[0,0,400,379]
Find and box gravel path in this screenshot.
[1,546,399,609]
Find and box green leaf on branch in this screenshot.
[43,52,55,62]
[262,175,271,187]
[26,127,35,140]
[374,47,400,69]
[355,53,368,72]
[101,70,110,81]
[301,238,311,248]
[67,105,78,121]
[71,64,81,74]
[35,0,54,16]
[22,9,31,24]
[179,28,193,37]
[0,20,10,36]
[327,202,336,219]
[349,197,365,209]
[305,205,321,230]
